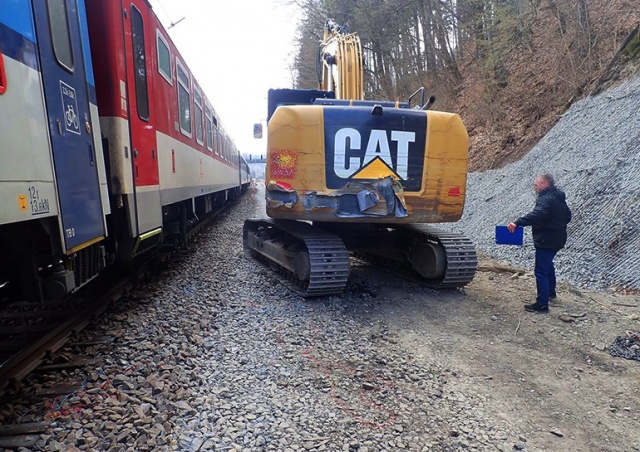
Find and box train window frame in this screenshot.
[212,116,220,155]
[176,60,192,137]
[205,105,213,152]
[221,133,227,161]
[47,0,74,73]
[218,130,224,159]
[156,30,172,85]
[194,86,204,146]
[130,5,150,121]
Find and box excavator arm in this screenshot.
[318,19,364,100]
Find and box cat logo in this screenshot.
[333,128,415,179]
[323,107,426,191]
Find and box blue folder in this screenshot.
[495,225,523,246]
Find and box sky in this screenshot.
[148,0,302,159]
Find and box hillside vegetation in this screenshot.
[291,0,640,170]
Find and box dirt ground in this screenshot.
[343,255,640,452]
[245,183,640,451]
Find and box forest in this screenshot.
[290,0,640,170]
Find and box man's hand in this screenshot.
[507,222,517,233]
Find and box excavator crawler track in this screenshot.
[404,224,478,288]
[243,219,350,297]
[348,224,477,289]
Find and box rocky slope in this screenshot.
[441,75,640,292]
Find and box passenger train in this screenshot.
[0,0,251,302]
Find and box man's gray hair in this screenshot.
[539,173,555,186]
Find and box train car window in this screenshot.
[130,5,149,121]
[194,88,204,145]
[156,31,172,84]
[205,105,213,151]
[213,117,219,155]
[47,0,74,72]
[176,61,192,136]
[221,135,227,161]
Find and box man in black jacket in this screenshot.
[507,174,572,313]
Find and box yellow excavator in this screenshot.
[243,19,476,296]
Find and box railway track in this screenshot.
[0,269,138,449]
[0,266,140,391]
[0,200,235,390]
[0,201,234,391]
[0,200,240,448]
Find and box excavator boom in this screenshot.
[318,19,364,100]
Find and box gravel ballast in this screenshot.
[0,192,525,452]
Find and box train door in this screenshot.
[32,0,105,251]
[122,0,161,234]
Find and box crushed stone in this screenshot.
[439,76,640,292]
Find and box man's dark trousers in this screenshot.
[535,248,557,306]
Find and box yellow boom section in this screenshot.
[319,20,364,100]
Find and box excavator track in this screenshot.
[403,224,477,288]
[243,219,350,297]
[344,224,477,289]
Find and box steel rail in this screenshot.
[0,193,245,390]
[0,274,132,390]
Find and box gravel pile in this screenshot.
[0,191,526,452]
[440,75,640,291]
[609,332,640,361]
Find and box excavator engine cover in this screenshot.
[265,100,469,224]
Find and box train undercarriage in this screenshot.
[243,219,477,297]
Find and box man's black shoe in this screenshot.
[524,303,549,313]
[549,293,557,299]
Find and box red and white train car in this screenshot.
[86,0,249,259]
